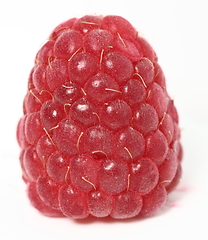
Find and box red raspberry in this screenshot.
[17,15,183,219]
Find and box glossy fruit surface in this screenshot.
[17,15,182,219]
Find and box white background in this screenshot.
[1,0,208,239]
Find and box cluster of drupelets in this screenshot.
[17,15,182,219]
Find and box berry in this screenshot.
[17,15,183,220]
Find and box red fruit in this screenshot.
[88,190,112,217]
[100,158,129,194]
[28,182,64,217]
[54,30,83,60]
[17,15,183,219]
[130,158,159,195]
[70,154,100,191]
[23,146,44,182]
[102,52,134,83]
[59,184,89,219]
[111,190,143,219]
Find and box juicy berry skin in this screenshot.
[17,15,183,220]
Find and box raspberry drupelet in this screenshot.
[17,15,183,219]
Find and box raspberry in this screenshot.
[17,15,183,220]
